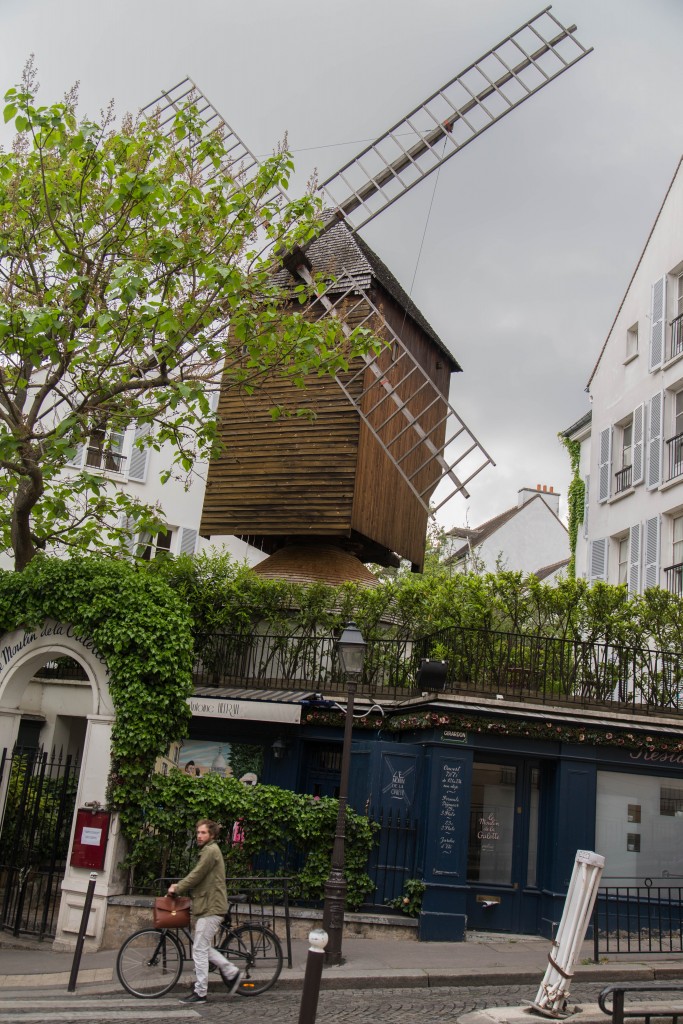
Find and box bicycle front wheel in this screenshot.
[217,923,283,995]
[116,927,183,998]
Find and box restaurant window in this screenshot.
[468,763,516,884]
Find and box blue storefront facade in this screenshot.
[186,689,683,941]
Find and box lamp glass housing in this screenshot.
[337,622,366,678]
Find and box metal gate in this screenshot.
[0,747,80,937]
[366,808,419,908]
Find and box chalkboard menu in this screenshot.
[434,757,465,876]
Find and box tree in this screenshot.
[0,64,376,570]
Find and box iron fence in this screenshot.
[364,808,419,909]
[193,626,683,713]
[157,875,293,967]
[593,884,683,959]
[193,632,421,698]
[0,748,79,938]
[415,626,683,714]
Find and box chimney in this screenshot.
[518,485,560,516]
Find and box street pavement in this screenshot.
[0,982,681,1024]
[1,931,682,1023]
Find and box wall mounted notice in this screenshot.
[434,758,465,876]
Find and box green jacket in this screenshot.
[174,840,228,919]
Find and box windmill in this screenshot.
[147,7,591,573]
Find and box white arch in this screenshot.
[0,619,113,717]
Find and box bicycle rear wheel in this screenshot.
[116,927,183,998]
[217,923,283,995]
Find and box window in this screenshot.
[667,391,683,480]
[596,771,683,884]
[467,762,516,884]
[664,514,683,596]
[672,274,683,359]
[626,323,638,360]
[617,536,629,586]
[86,426,126,473]
[660,787,683,817]
[615,420,633,493]
[137,529,174,560]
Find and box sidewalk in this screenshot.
[1,931,682,992]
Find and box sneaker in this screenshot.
[179,991,207,1004]
[221,969,242,995]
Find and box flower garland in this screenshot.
[302,706,683,755]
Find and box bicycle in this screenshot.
[116,897,283,999]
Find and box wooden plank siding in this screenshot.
[200,285,453,570]
[352,288,452,569]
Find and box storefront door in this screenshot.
[465,757,542,933]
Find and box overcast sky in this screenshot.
[2,0,683,532]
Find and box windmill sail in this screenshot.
[146,6,590,517]
[320,7,592,231]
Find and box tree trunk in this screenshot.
[11,472,43,572]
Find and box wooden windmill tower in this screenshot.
[148,7,591,574]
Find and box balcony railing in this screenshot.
[671,313,683,360]
[667,432,683,480]
[85,446,125,473]
[664,562,683,597]
[615,465,632,493]
[193,627,683,715]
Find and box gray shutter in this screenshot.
[647,392,664,489]
[118,514,137,554]
[589,538,607,583]
[583,475,589,539]
[127,423,152,483]
[628,523,641,595]
[179,527,197,556]
[644,515,661,590]
[649,276,666,371]
[632,403,644,484]
[598,427,612,503]
[66,442,84,468]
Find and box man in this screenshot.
[168,819,241,1004]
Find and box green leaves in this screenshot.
[0,71,383,570]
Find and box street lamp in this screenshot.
[321,621,366,965]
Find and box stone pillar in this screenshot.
[53,715,127,952]
[0,709,21,830]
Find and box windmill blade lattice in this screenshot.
[319,7,592,231]
[143,77,290,220]
[295,264,494,510]
[144,82,495,511]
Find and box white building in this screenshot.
[565,156,683,593]
[444,484,569,579]
[0,420,267,570]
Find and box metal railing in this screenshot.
[615,465,632,492]
[667,433,683,481]
[193,627,683,714]
[193,632,421,699]
[664,562,683,597]
[671,313,683,360]
[365,808,418,909]
[593,884,683,958]
[156,875,293,967]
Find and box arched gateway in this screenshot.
[0,620,124,950]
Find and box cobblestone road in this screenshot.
[1,982,673,1024]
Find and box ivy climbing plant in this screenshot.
[0,555,194,837]
[560,434,585,578]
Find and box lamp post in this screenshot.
[321,621,366,966]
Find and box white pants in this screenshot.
[192,915,236,997]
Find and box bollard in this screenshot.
[67,872,97,993]
[297,927,328,1024]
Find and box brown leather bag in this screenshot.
[153,895,191,928]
